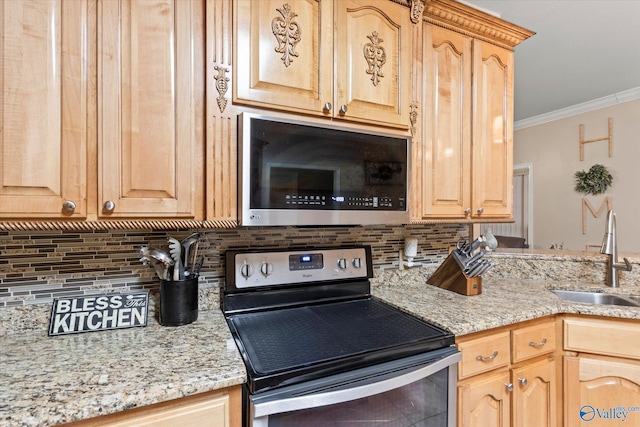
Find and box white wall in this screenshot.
[514,99,640,252]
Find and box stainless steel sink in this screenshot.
[550,289,640,307]
[628,295,640,304]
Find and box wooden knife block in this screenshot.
[428,251,482,296]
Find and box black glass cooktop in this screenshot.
[226,298,454,393]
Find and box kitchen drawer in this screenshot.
[564,317,640,360]
[457,331,510,379]
[511,319,556,363]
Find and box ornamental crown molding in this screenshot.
[0,219,238,231]
[423,0,535,49]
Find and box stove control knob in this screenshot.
[352,257,362,269]
[337,258,348,270]
[260,261,273,277]
[239,261,254,279]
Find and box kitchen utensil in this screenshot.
[464,248,486,268]
[465,261,484,277]
[194,255,204,277]
[168,237,183,281]
[466,236,486,256]
[140,246,174,280]
[181,232,200,274]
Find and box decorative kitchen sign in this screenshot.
[48,292,148,336]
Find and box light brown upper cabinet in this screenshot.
[0,0,205,223]
[233,0,411,129]
[0,0,90,219]
[419,25,514,220]
[413,1,533,221]
[98,0,204,219]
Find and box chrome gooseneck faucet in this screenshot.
[600,210,632,287]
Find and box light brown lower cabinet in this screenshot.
[456,317,559,427]
[64,386,241,427]
[563,316,640,427]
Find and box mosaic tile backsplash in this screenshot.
[0,224,469,308]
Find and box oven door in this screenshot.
[248,347,461,427]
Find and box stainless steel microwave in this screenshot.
[238,113,410,226]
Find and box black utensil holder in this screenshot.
[159,277,198,326]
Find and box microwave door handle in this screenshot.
[251,351,461,418]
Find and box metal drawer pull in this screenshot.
[528,338,547,347]
[476,351,498,362]
[518,377,528,386]
[505,383,514,392]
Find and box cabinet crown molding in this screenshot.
[423,0,535,49]
[0,220,238,232]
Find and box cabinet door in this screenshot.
[512,358,556,427]
[233,0,333,116]
[70,387,242,427]
[0,0,90,218]
[471,40,514,219]
[565,355,640,427]
[99,0,202,218]
[419,24,472,219]
[458,369,511,427]
[335,0,411,128]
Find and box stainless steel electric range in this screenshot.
[222,246,461,427]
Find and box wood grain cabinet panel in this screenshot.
[417,25,514,220]
[65,386,242,427]
[458,331,510,379]
[456,318,559,427]
[419,24,472,219]
[512,320,556,363]
[512,357,556,427]
[0,0,90,219]
[98,0,203,218]
[458,369,511,427]
[565,354,640,427]
[471,40,514,219]
[233,0,411,129]
[563,316,640,427]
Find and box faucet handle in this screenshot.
[622,257,632,272]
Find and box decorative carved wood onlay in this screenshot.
[423,0,534,49]
[410,102,418,136]
[0,220,238,231]
[410,0,426,24]
[213,64,230,112]
[364,31,386,86]
[579,118,613,161]
[272,3,301,67]
[582,196,611,234]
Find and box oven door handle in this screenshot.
[251,349,461,418]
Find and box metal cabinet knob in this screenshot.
[464,208,471,215]
[339,104,348,115]
[505,383,514,392]
[62,200,76,212]
[476,207,484,214]
[323,102,332,112]
[518,377,528,386]
[103,200,116,212]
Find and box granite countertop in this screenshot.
[3,249,640,426]
[0,310,246,427]
[373,276,640,336]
